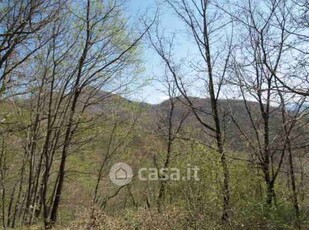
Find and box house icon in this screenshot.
[115,167,127,180]
[109,162,133,186]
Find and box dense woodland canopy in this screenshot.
[0,0,309,229]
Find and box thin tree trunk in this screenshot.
[288,145,301,228]
[49,1,91,225]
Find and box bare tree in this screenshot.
[0,0,61,95]
[0,0,154,228]
[148,0,234,222]
[152,76,189,213]
[225,1,309,225]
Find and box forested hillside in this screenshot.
[0,0,309,229]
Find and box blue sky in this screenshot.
[125,0,190,104]
[125,0,233,104]
[124,0,309,108]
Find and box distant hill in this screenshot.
[3,90,307,154]
[82,92,285,153]
[145,97,271,152]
